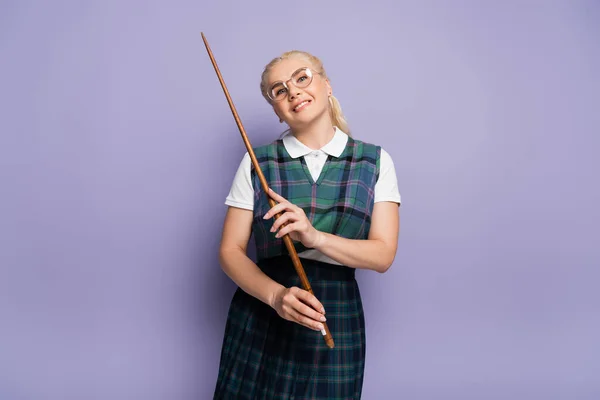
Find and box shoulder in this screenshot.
[247,139,285,174]
[347,138,397,177]
[253,139,284,158]
[345,137,382,166]
[347,137,381,154]
[379,147,394,165]
[348,137,395,159]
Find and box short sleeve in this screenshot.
[224,152,254,211]
[374,148,401,204]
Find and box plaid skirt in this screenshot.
[213,255,366,399]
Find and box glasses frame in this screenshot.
[266,67,322,102]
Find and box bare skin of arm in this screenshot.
[219,207,327,331]
[265,189,400,273]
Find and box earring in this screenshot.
[279,118,283,123]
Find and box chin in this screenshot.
[289,107,327,125]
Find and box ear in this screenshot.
[325,79,333,96]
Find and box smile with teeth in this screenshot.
[293,100,311,112]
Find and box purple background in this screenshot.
[1,1,599,399]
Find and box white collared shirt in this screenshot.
[224,127,401,264]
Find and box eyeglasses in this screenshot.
[266,67,321,102]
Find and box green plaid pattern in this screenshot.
[213,137,379,399]
[214,256,366,399]
[250,137,381,261]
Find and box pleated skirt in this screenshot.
[213,255,366,399]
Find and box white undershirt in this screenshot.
[224,128,401,265]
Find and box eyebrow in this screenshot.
[268,67,310,85]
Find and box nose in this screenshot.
[284,77,303,101]
[287,87,302,100]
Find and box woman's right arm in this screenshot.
[219,206,284,307]
[218,206,327,331]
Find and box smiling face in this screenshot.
[263,55,332,130]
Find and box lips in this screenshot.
[292,100,311,113]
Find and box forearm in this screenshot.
[265,193,400,273]
[313,232,395,273]
[219,248,284,307]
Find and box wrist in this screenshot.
[268,283,285,309]
[312,230,327,250]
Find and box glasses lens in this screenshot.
[292,68,313,88]
[269,83,287,101]
[268,68,315,101]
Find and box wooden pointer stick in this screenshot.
[201,32,334,349]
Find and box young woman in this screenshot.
[213,50,401,399]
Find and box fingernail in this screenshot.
[321,308,326,314]
[263,214,268,219]
[320,316,326,322]
[317,324,324,330]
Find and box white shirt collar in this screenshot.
[282,126,348,159]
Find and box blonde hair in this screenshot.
[260,50,351,136]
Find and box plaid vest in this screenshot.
[250,136,380,261]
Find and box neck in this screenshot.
[290,115,336,150]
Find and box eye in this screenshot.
[295,73,309,83]
[270,83,286,97]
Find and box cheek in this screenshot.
[273,103,287,116]
[310,84,329,101]
[310,87,330,108]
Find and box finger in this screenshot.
[267,190,306,218]
[263,202,293,220]
[286,308,325,331]
[293,288,326,314]
[291,204,305,214]
[291,296,327,324]
[268,188,286,202]
[270,212,298,232]
[275,222,300,238]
